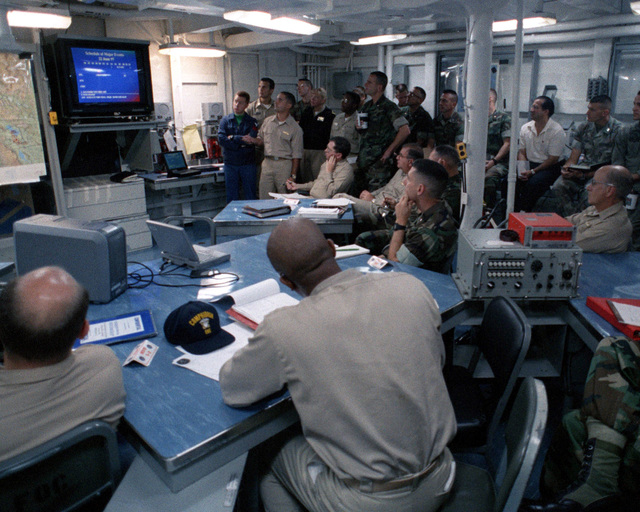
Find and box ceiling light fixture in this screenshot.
[158,42,226,58]
[492,16,556,32]
[631,1,640,15]
[223,10,320,36]
[7,8,72,29]
[350,34,407,46]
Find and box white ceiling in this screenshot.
[11,0,639,47]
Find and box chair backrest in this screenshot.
[494,377,548,512]
[0,420,120,512]
[477,295,531,444]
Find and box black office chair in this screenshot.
[0,420,120,512]
[440,377,548,512]
[444,295,531,450]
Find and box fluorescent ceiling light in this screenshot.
[492,17,556,32]
[631,1,640,15]
[7,8,72,29]
[159,42,226,57]
[223,10,320,36]
[350,34,407,46]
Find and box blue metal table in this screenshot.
[95,233,465,493]
[212,199,354,243]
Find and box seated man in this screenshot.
[220,218,456,512]
[485,88,511,208]
[549,95,621,217]
[0,266,125,462]
[429,144,462,223]
[566,165,633,253]
[515,96,566,212]
[285,137,353,199]
[521,335,640,512]
[334,144,423,230]
[355,159,458,273]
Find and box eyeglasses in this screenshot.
[588,180,614,188]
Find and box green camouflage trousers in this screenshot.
[542,336,640,498]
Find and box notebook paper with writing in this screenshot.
[225,279,299,329]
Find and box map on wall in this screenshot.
[0,53,46,185]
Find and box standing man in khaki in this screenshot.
[246,77,276,129]
[246,77,276,188]
[245,91,303,198]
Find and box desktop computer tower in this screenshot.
[13,215,128,303]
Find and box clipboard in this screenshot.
[74,310,157,348]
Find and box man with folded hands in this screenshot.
[285,136,353,199]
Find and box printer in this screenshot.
[13,215,128,303]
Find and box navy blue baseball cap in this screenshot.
[164,301,234,355]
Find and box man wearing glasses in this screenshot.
[565,165,633,253]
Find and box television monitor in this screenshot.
[44,35,154,122]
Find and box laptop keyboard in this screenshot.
[193,244,221,261]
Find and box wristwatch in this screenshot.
[393,223,406,231]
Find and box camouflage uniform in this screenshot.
[405,106,435,146]
[542,336,640,500]
[551,117,622,217]
[433,111,464,147]
[612,121,640,251]
[356,96,408,191]
[443,173,462,223]
[291,100,311,122]
[485,110,511,207]
[354,201,458,274]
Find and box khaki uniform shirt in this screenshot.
[296,159,354,199]
[259,115,303,160]
[567,202,632,253]
[246,98,276,129]
[330,112,361,156]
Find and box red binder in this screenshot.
[586,297,640,340]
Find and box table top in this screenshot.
[140,169,224,189]
[213,199,354,227]
[569,251,640,341]
[93,233,464,480]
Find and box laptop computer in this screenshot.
[163,151,202,178]
[146,220,230,270]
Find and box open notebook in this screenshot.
[146,220,230,270]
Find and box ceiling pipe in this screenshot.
[389,23,640,59]
[397,13,640,46]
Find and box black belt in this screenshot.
[342,453,442,493]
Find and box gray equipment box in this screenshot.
[453,229,582,300]
[13,214,127,303]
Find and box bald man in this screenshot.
[0,266,125,461]
[566,165,633,253]
[220,218,456,512]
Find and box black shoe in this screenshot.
[519,498,583,512]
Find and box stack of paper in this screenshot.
[334,244,370,260]
[297,207,344,219]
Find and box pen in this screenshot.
[336,248,359,252]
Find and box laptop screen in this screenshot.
[163,151,188,171]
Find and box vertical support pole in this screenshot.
[460,10,494,230]
[506,0,524,216]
